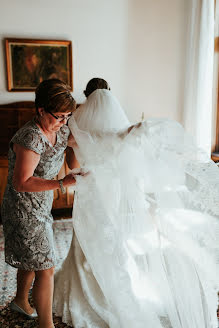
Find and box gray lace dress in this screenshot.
[1,118,70,271]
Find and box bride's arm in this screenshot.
[118,122,142,139]
[90,122,143,141]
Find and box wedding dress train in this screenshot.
[53,90,219,328]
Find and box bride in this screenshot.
[53,78,219,328]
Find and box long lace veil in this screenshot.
[68,89,219,328]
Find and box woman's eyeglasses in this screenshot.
[47,111,72,122]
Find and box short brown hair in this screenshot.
[35,79,76,115]
[84,78,110,98]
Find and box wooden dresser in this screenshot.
[0,101,74,216]
[211,152,219,163]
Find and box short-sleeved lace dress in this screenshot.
[1,118,70,271]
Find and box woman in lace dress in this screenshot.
[1,79,79,328]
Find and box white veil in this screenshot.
[67,89,219,328]
[74,89,130,132]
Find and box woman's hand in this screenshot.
[128,122,142,133]
[62,170,89,187]
[62,173,76,187]
[118,122,142,139]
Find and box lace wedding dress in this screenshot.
[53,90,219,328]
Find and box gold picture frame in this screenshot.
[5,38,73,92]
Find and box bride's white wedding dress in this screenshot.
[53,90,219,328]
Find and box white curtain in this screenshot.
[183,0,214,156]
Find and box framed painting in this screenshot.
[5,38,73,91]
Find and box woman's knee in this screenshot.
[17,268,35,276]
[35,267,55,280]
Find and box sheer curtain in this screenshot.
[183,0,214,156]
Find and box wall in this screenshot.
[0,0,188,123]
[124,0,187,122]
